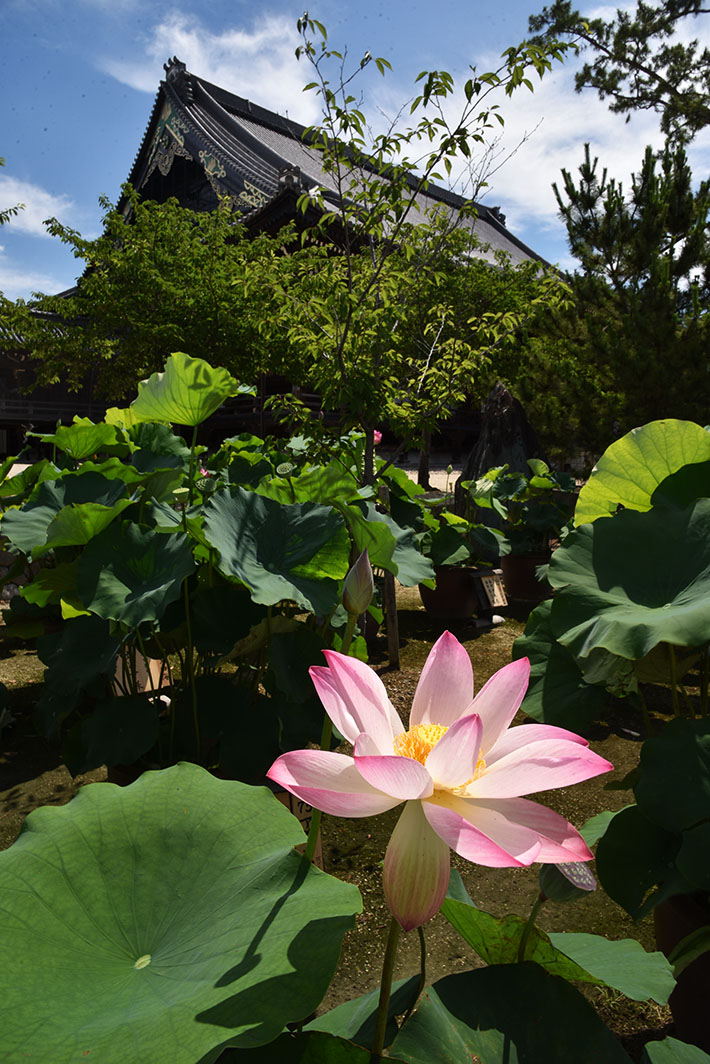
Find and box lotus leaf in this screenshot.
[130,351,251,426]
[77,521,195,626]
[644,1038,710,1063]
[0,763,361,1063]
[203,487,349,614]
[575,419,710,525]
[1,472,129,556]
[513,600,607,733]
[33,416,131,460]
[389,965,633,1063]
[548,501,710,661]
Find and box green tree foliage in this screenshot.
[528,0,710,143]
[552,142,710,434]
[8,18,571,469]
[11,189,288,399]
[250,15,571,476]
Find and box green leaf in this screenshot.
[547,932,675,1003]
[390,965,633,1063]
[359,502,434,586]
[441,899,601,981]
[668,924,710,978]
[268,626,328,702]
[549,503,710,661]
[643,1037,710,1063]
[513,600,607,733]
[257,464,359,506]
[635,718,710,835]
[203,487,349,614]
[230,1030,378,1063]
[42,498,136,553]
[77,522,195,626]
[33,417,130,460]
[129,422,192,472]
[595,805,685,920]
[34,615,120,738]
[674,821,710,893]
[66,694,160,775]
[130,351,250,426]
[1,472,129,556]
[575,420,710,526]
[580,808,625,847]
[0,764,361,1063]
[306,977,421,1050]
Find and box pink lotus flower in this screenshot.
[373,429,383,446]
[268,632,612,931]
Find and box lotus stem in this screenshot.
[371,916,402,1062]
[669,645,681,718]
[187,424,199,507]
[637,686,653,738]
[183,578,200,759]
[517,892,545,963]
[400,925,426,1028]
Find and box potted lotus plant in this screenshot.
[462,459,576,603]
[415,505,503,620]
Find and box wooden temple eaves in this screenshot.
[123,57,544,265]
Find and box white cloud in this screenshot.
[368,29,710,265]
[101,11,321,124]
[0,176,75,238]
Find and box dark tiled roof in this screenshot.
[126,58,544,267]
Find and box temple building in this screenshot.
[126,58,541,266]
[0,58,542,451]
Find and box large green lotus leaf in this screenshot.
[171,678,281,785]
[546,932,674,1004]
[66,694,160,775]
[635,718,710,834]
[189,583,266,656]
[77,522,195,626]
[39,498,136,555]
[644,1038,710,1064]
[257,464,359,506]
[34,417,131,460]
[441,898,600,980]
[267,626,328,702]
[203,487,349,614]
[130,351,252,426]
[231,1031,384,1063]
[390,965,633,1064]
[652,460,710,509]
[595,805,689,920]
[0,457,56,501]
[1,472,129,556]
[129,421,192,473]
[20,561,81,609]
[305,977,421,1050]
[575,420,710,525]
[549,502,710,661]
[357,502,434,586]
[34,616,121,738]
[0,764,361,1063]
[513,600,607,733]
[439,898,672,1002]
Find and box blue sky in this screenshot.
[2,0,709,300]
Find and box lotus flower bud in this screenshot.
[342,549,374,616]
